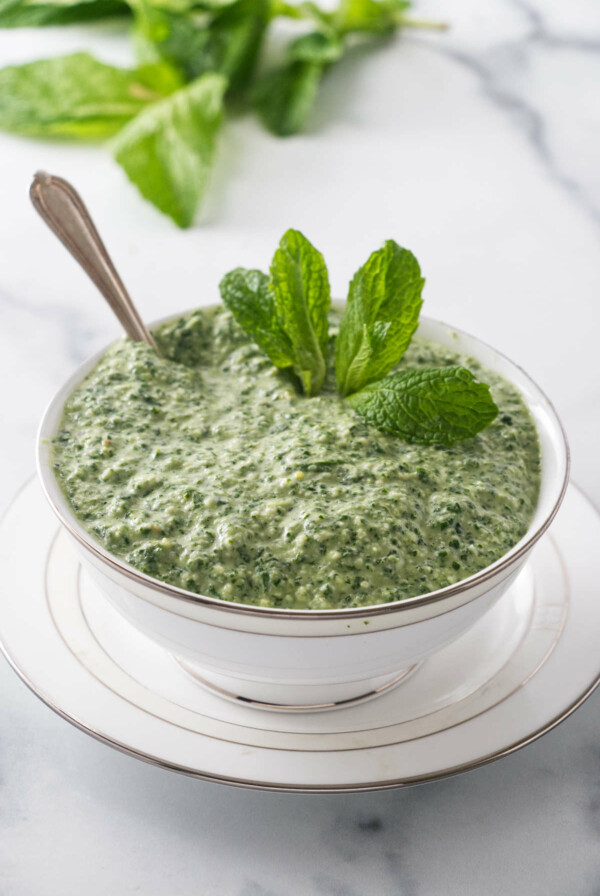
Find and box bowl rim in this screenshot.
[37,307,570,621]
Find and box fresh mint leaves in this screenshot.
[220,230,330,396]
[221,231,499,445]
[251,0,441,136]
[0,53,180,138]
[346,367,499,444]
[0,0,445,224]
[112,72,226,227]
[335,240,424,396]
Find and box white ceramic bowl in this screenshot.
[37,311,569,710]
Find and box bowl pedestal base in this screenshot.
[168,565,534,713]
[174,658,419,712]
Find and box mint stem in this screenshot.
[395,16,449,31]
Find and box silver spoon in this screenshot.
[30,171,159,353]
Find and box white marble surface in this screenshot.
[1,1,600,892]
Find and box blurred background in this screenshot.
[1,1,599,893]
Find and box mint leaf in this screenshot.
[134,61,185,94]
[289,30,344,64]
[219,268,294,368]
[347,367,499,445]
[199,0,269,90]
[271,0,330,24]
[252,60,324,137]
[334,0,410,34]
[0,53,179,139]
[270,229,330,395]
[252,20,344,137]
[335,240,424,396]
[0,0,128,27]
[112,72,226,227]
[134,0,269,92]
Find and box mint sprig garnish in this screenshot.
[346,367,499,445]
[219,230,500,445]
[335,239,424,397]
[220,229,330,396]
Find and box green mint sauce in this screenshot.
[53,307,541,609]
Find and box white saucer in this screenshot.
[1,479,599,793]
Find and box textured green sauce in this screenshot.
[53,307,541,609]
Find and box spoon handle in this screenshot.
[30,171,158,352]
